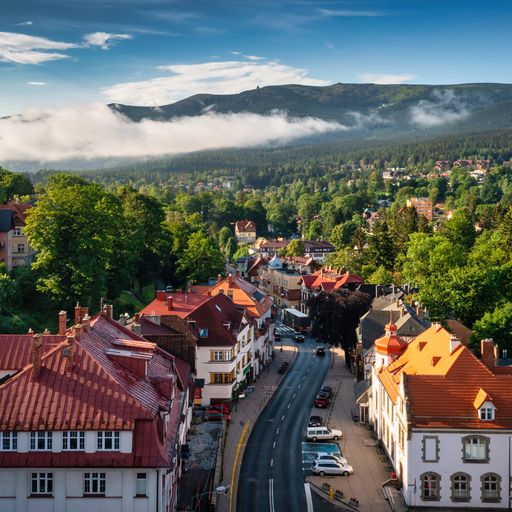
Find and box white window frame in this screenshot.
[0,431,17,451]
[479,407,494,421]
[14,228,22,236]
[84,472,106,495]
[212,351,223,361]
[135,472,147,497]
[97,431,120,451]
[31,472,53,495]
[62,431,85,451]
[16,243,25,253]
[30,431,53,451]
[463,436,488,461]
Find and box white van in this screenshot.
[305,427,342,441]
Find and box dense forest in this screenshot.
[2,129,512,352]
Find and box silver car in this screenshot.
[311,461,354,476]
[314,453,348,465]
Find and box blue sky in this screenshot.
[1,0,511,115]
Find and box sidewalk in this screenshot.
[307,347,391,512]
[215,341,298,512]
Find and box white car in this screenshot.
[314,453,348,465]
[306,427,343,441]
[311,461,354,476]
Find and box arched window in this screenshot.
[421,472,441,501]
[481,473,501,502]
[450,472,471,502]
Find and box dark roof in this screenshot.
[360,310,401,351]
[0,210,14,232]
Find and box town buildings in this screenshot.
[0,307,190,512]
[0,209,14,271]
[250,238,335,263]
[406,197,434,221]
[0,202,34,268]
[368,323,512,509]
[234,220,257,244]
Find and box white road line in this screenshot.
[298,384,302,389]
[282,415,285,421]
[269,479,275,512]
[271,459,274,467]
[293,393,296,398]
[287,403,291,409]
[276,427,280,435]
[304,483,314,512]
[273,441,276,448]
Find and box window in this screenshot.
[62,431,85,451]
[0,431,17,451]
[31,473,53,495]
[211,351,223,361]
[462,435,489,462]
[84,472,106,495]
[481,473,501,502]
[30,431,52,451]
[17,243,25,253]
[422,436,439,463]
[421,473,441,501]
[135,473,147,497]
[451,473,471,502]
[479,407,494,420]
[210,372,234,384]
[14,228,22,236]
[97,431,119,450]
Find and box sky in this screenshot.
[1,0,511,116]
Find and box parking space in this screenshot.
[301,442,341,474]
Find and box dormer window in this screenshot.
[480,406,495,421]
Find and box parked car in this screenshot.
[208,404,230,415]
[314,395,330,408]
[278,362,289,374]
[205,411,232,422]
[316,346,326,356]
[308,415,323,427]
[305,426,342,441]
[311,461,353,476]
[274,332,281,341]
[320,386,333,399]
[294,332,305,342]
[314,453,348,465]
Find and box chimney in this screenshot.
[119,314,127,326]
[82,314,91,331]
[103,304,113,319]
[481,338,496,369]
[156,290,166,301]
[449,334,461,354]
[167,296,174,311]
[217,274,222,284]
[228,273,233,286]
[416,305,423,318]
[134,313,140,323]
[58,310,67,336]
[74,324,83,341]
[65,336,76,371]
[74,304,89,325]
[32,334,42,377]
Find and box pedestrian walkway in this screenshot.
[215,341,298,512]
[307,347,392,512]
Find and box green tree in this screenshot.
[367,265,393,285]
[284,239,305,257]
[366,220,396,270]
[177,231,225,284]
[471,303,512,354]
[445,210,476,250]
[329,222,356,250]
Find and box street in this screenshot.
[237,335,331,512]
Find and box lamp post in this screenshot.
[193,485,231,510]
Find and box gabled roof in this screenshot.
[378,324,512,429]
[140,293,209,318]
[0,334,65,370]
[235,220,256,232]
[208,275,272,318]
[473,388,494,410]
[0,210,14,232]
[0,203,31,227]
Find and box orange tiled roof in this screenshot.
[378,325,512,429]
[473,388,493,410]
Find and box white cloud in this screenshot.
[0,104,346,162]
[83,32,133,50]
[0,31,78,64]
[16,21,33,27]
[410,89,469,127]
[318,8,383,17]
[103,59,331,105]
[359,73,417,84]
[26,81,47,86]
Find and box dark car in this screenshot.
[208,404,230,415]
[205,411,232,422]
[274,332,282,341]
[314,395,330,408]
[320,386,333,398]
[308,415,324,427]
[294,333,305,342]
[316,346,326,356]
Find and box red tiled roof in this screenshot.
[140,293,209,318]
[0,203,31,227]
[235,220,256,232]
[0,334,64,370]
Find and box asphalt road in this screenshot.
[237,336,331,512]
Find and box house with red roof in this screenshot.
[138,290,253,405]
[234,220,257,243]
[369,323,512,509]
[0,209,14,271]
[0,202,34,268]
[0,307,188,512]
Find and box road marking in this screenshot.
[276,427,280,434]
[273,441,276,448]
[302,376,306,381]
[293,393,296,398]
[298,384,302,389]
[304,483,314,512]
[271,459,274,467]
[282,415,285,421]
[269,479,275,512]
[287,403,291,409]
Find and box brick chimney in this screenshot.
[74,324,83,342]
[167,296,174,311]
[156,290,166,301]
[65,336,76,371]
[217,274,222,284]
[74,304,89,325]
[32,334,42,377]
[82,314,91,331]
[58,310,67,336]
[102,304,113,319]
[227,273,233,286]
[449,334,461,354]
[481,338,496,369]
